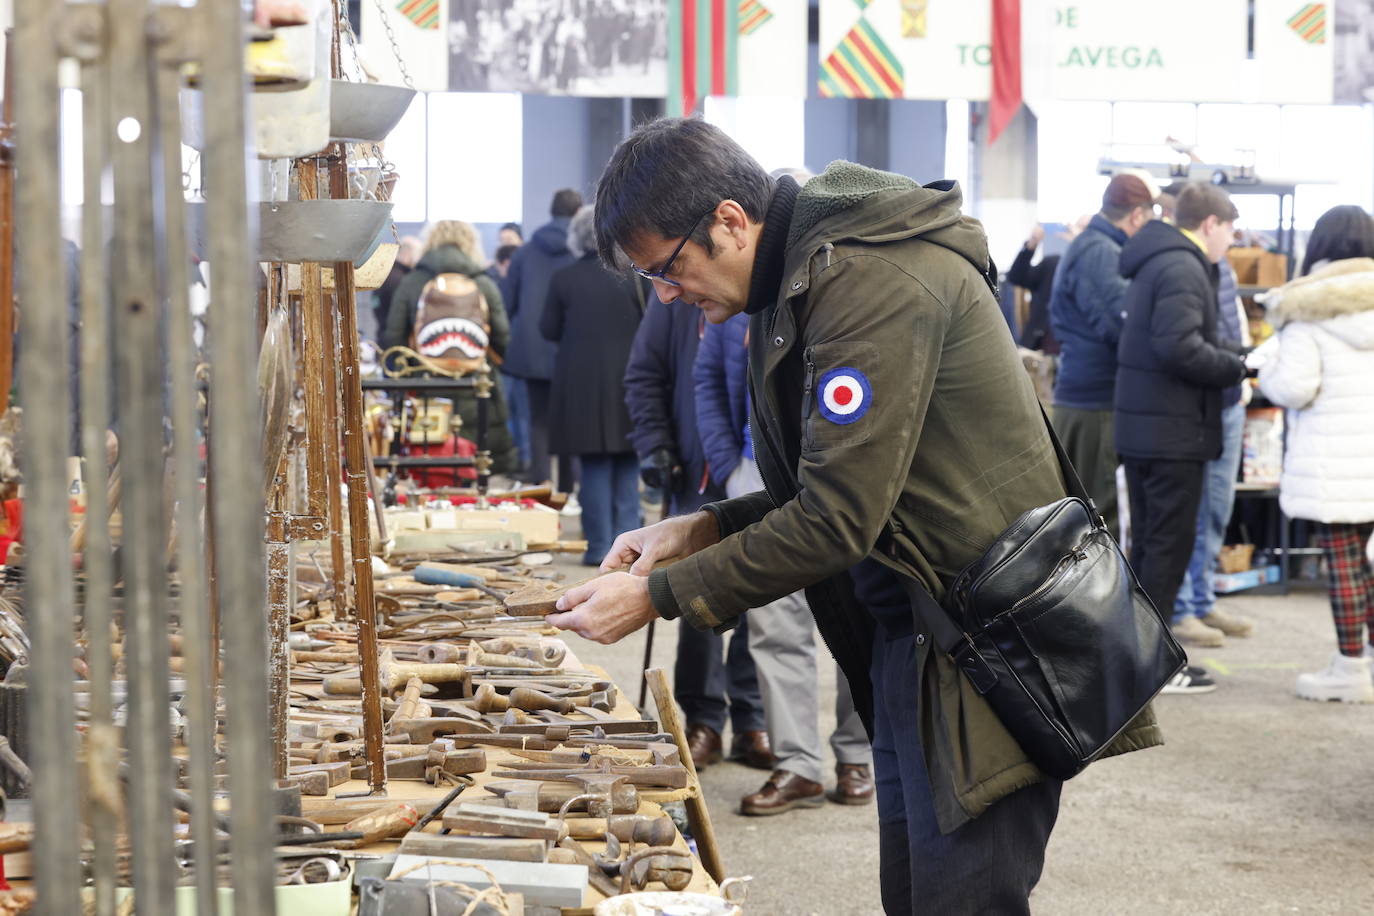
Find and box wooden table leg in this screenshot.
[645,666,727,884]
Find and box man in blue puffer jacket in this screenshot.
[696,312,874,814]
[1048,173,1157,538]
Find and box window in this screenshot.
[703,95,805,175]
[425,92,523,225]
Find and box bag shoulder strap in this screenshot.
[1036,401,1097,516]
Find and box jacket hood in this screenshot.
[1119,219,1207,279]
[530,219,571,256]
[786,161,990,276]
[1265,257,1374,348]
[415,243,484,277]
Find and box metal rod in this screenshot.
[108,0,177,907]
[267,473,291,782]
[77,48,118,916]
[13,1,81,911]
[152,42,220,916]
[199,0,277,909]
[329,147,387,796]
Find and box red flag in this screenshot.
[989,0,1022,143]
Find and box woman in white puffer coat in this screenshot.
[1259,204,1374,704]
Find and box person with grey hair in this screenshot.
[541,206,645,564]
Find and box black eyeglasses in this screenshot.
[630,208,714,287]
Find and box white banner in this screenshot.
[360,0,450,92]
[819,0,1334,105]
[738,0,809,98]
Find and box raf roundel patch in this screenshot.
[817,367,872,425]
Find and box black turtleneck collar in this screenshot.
[744,175,800,315]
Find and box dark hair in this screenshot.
[1175,182,1238,231]
[550,189,583,218]
[499,222,523,239]
[1302,205,1374,276]
[494,244,518,265]
[593,117,773,268]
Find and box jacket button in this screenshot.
[773,336,784,347]
[791,281,802,290]
[915,634,926,646]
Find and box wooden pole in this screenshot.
[0,29,17,409]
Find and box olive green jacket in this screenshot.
[648,163,1162,833]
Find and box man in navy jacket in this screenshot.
[1048,173,1156,538]
[623,295,771,769]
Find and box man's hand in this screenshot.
[598,511,719,575]
[546,573,659,644]
[1027,224,1046,249]
[639,447,683,492]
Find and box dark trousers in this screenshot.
[1122,457,1206,621]
[524,379,578,489]
[578,453,642,565]
[1051,405,1120,540]
[868,588,1061,915]
[674,613,764,736]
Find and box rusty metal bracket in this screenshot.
[289,515,330,541]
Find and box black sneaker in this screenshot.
[1161,668,1217,695]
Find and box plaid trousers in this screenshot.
[1316,522,1374,656]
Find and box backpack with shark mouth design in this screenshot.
[409,273,492,376]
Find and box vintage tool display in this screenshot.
[1,0,734,913]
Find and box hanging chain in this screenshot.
[336,0,367,82]
[370,0,416,90]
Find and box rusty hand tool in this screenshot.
[440,801,564,841]
[605,844,694,894]
[477,637,565,667]
[411,775,475,832]
[502,582,569,616]
[322,658,468,696]
[509,741,680,768]
[387,716,492,744]
[564,814,678,847]
[493,762,688,789]
[334,802,418,849]
[467,646,544,669]
[554,835,623,897]
[397,832,545,863]
[385,676,431,724]
[483,779,639,816]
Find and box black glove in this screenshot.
[640,447,684,492]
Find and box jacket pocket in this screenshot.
[803,340,880,452]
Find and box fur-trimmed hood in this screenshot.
[1265,257,1374,330]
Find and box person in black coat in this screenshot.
[621,289,768,770]
[541,207,644,565]
[1007,223,1061,353]
[1115,183,1247,662]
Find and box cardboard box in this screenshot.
[1227,247,1288,289]
[1214,564,1280,594]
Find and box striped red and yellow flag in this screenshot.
[738,0,773,36]
[1286,3,1326,44]
[818,18,903,98]
[668,0,740,116]
[396,0,440,31]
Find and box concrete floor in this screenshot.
[550,547,1374,915]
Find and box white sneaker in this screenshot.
[559,493,582,517]
[1294,652,1374,704]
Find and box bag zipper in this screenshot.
[1009,538,1092,614]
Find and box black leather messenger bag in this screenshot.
[926,406,1186,780]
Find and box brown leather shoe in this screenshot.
[740,769,826,816]
[828,763,875,805]
[685,723,722,769]
[728,730,777,770]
